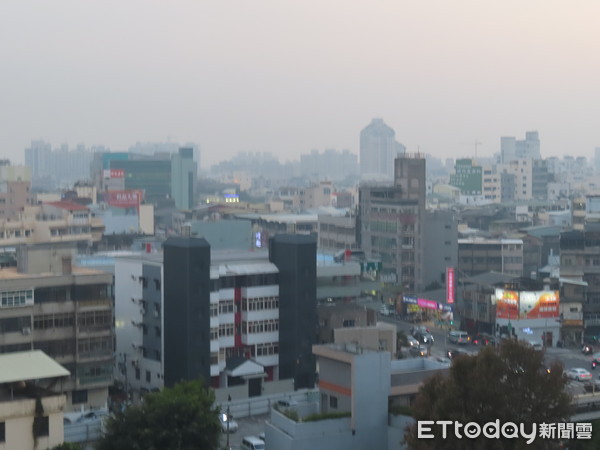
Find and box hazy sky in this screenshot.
[2,1,600,168]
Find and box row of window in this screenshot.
[0,289,33,308]
[219,300,234,314]
[242,296,279,311]
[244,319,279,334]
[78,310,113,329]
[255,342,279,356]
[34,313,74,329]
[78,336,113,357]
[0,229,33,239]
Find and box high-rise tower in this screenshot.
[360,118,405,180]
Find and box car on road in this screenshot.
[407,336,420,347]
[448,331,470,345]
[409,345,427,357]
[219,413,239,433]
[591,353,600,365]
[470,333,496,346]
[447,349,470,360]
[564,368,593,381]
[415,331,434,345]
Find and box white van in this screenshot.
[448,331,470,345]
[241,436,266,450]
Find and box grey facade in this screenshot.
[423,210,458,289]
[163,237,211,387]
[142,264,162,364]
[269,234,317,389]
[190,220,252,250]
[358,155,426,291]
[532,159,549,200]
[501,172,515,202]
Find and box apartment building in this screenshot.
[114,235,317,398]
[458,238,524,277]
[0,201,104,249]
[359,155,426,291]
[0,243,114,410]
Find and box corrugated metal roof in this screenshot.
[0,350,70,384]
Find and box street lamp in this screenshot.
[224,395,232,449]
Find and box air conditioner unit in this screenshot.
[22,327,31,336]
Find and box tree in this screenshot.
[404,340,572,450]
[96,378,221,450]
[51,444,82,450]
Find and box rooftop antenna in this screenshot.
[474,140,482,159]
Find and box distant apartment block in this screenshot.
[24,140,98,189]
[500,131,541,162]
[0,162,33,220]
[318,215,358,251]
[0,201,104,249]
[300,149,358,181]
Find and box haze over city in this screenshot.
[2,1,600,167]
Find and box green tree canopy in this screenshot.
[404,340,572,450]
[96,378,221,450]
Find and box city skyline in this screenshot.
[2,1,600,168]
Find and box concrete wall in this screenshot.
[351,351,390,449]
[0,395,65,450]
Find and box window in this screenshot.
[0,422,4,443]
[135,367,140,380]
[146,370,151,383]
[72,389,88,404]
[33,416,49,437]
[329,396,338,409]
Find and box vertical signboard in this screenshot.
[446,267,455,304]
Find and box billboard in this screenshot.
[495,289,519,319]
[519,291,559,319]
[495,289,560,319]
[105,190,143,210]
[446,267,455,304]
[103,169,125,179]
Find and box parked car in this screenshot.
[219,412,239,433]
[564,368,593,381]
